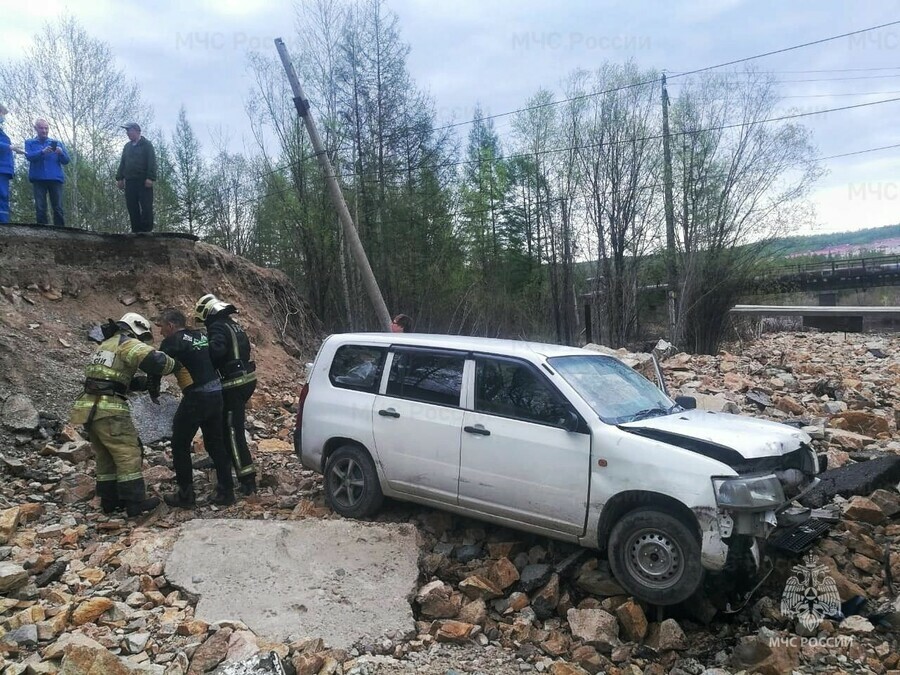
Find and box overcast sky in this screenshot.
[4,0,900,234]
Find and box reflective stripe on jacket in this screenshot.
[70,334,176,424]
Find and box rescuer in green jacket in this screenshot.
[70,312,177,517]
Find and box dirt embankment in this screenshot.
[0,225,321,421]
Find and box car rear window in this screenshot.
[386,350,464,407]
[329,345,387,393]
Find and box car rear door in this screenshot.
[372,347,466,503]
[458,355,591,535]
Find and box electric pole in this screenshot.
[275,38,393,332]
[661,74,678,343]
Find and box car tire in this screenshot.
[608,507,703,606]
[324,445,384,519]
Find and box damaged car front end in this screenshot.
[621,410,822,574]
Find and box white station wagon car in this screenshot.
[294,333,820,605]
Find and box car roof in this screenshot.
[326,333,592,359]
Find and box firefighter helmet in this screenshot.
[116,312,153,339]
[194,293,236,323]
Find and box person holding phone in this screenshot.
[24,118,70,226]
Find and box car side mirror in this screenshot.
[675,395,697,410]
[563,409,581,432]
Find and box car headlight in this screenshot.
[713,475,785,510]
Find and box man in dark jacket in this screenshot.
[156,308,235,507]
[195,294,258,495]
[115,122,156,233]
[24,119,70,226]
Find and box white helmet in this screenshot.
[116,312,153,339]
[194,293,235,323]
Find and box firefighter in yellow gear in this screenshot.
[70,312,177,517]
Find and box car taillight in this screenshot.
[295,382,310,430]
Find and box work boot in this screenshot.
[118,477,161,518]
[239,476,257,496]
[126,496,161,517]
[97,480,123,514]
[205,485,236,506]
[163,485,196,508]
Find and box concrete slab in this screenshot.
[164,519,420,649]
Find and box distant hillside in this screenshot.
[768,223,900,258]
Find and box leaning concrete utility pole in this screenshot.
[275,38,392,332]
[660,74,678,344]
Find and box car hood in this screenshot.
[620,408,811,460]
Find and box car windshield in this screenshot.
[548,354,677,425]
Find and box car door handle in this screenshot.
[378,408,400,418]
[464,425,490,436]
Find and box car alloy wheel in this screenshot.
[328,456,366,510]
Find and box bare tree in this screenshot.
[571,64,662,347]
[672,70,822,353]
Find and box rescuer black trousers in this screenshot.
[222,380,257,485]
[171,391,234,493]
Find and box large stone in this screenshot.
[119,530,179,571]
[415,580,461,619]
[58,473,95,504]
[519,564,552,592]
[59,644,147,675]
[576,569,625,597]
[648,618,687,651]
[0,506,20,545]
[255,438,293,454]
[571,645,605,674]
[0,562,28,592]
[615,600,648,642]
[826,428,873,451]
[730,633,800,675]
[487,557,520,590]
[71,597,114,626]
[819,557,866,602]
[457,598,487,625]
[55,441,94,464]
[189,628,233,675]
[869,488,900,518]
[433,620,476,643]
[532,573,560,620]
[2,394,40,431]
[44,633,106,660]
[459,575,502,601]
[1,624,38,648]
[829,411,890,437]
[566,608,619,653]
[165,519,419,650]
[843,495,885,524]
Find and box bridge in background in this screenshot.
[753,253,900,293]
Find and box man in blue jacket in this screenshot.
[24,119,70,226]
[0,104,24,224]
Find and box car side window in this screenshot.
[329,345,387,393]
[386,351,464,407]
[475,357,570,427]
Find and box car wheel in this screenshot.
[608,507,703,606]
[324,445,384,519]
